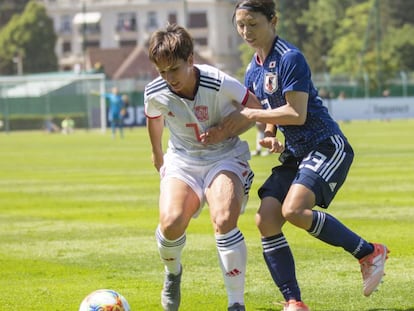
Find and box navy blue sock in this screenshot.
[262,234,301,301]
[308,210,374,259]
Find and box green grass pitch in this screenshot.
[0,119,413,310]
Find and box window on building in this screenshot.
[60,15,72,34]
[120,40,137,47]
[84,41,100,48]
[62,41,71,53]
[146,11,158,29]
[117,12,137,32]
[194,37,208,46]
[188,12,207,28]
[83,23,100,35]
[168,12,177,25]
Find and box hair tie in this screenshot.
[236,5,256,11]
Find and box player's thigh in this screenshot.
[206,171,244,229]
[207,171,244,210]
[283,183,316,215]
[159,177,200,230]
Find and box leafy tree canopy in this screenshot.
[0,0,57,75]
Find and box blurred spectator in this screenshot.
[44,117,59,133]
[61,116,75,135]
[318,87,330,99]
[121,94,130,119]
[337,91,346,100]
[105,87,124,139]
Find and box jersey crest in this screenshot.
[264,72,278,94]
[194,105,209,122]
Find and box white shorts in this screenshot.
[160,150,254,218]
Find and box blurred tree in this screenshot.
[382,0,414,72]
[0,0,29,27]
[385,0,414,27]
[298,0,366,72]
[327,2,371,78]
[384,24,414,72]
[276,0,310,48]
[327,0,396,95]
[0,0,57,75]
[236,43,254,81]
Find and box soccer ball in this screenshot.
[79,289,131,311]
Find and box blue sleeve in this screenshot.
[279,50,310,95]
[244,58,255,93]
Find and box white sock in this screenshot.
[216,227,247,306]
[155,225,185,275]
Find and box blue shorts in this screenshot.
[258,135,354,208]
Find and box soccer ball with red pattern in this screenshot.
[79,289,131,311]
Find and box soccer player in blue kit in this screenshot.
[231,1,389,310]
[104,87,124,139]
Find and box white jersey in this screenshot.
[145,64,251,162]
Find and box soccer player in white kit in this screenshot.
[144,24,262,311]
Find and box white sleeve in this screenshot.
[221,73,249,105]
[144,96,162,118]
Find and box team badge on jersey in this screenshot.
[194,105,209,122]
[264,72,278,94]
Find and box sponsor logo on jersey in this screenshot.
[264,72,278,94]
[195,105,209,122]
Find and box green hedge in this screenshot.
[0,114,88,131]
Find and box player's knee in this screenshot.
[212,210,237,233]
[255,210,284,234]
[159,214,187,238]
[282,204,304,224]
[255,212,267,229]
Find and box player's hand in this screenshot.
[200,126,228,145]
[239,107,255,120]
[259,137,284,153]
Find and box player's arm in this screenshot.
[239,90,308,126]
[264,123,276,137]
[201,91,260,144]
[147,116,164,172]
[223,95,258,136]
[227,89,263,135]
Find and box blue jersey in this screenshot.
[105,93,123,118]
[245,36,344,158]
